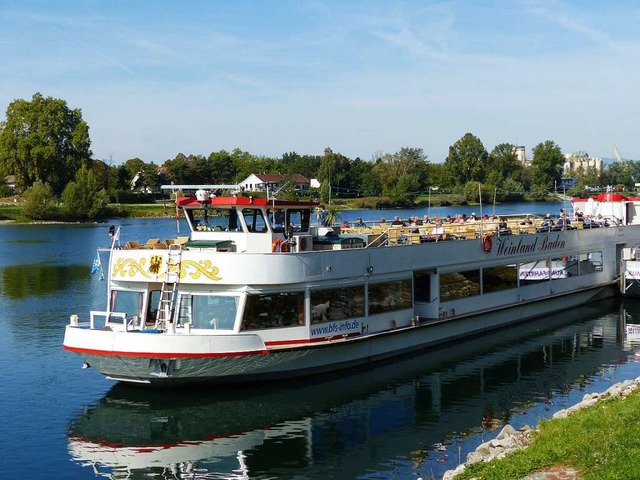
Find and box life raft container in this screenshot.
[482,234,492,253]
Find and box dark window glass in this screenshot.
[311,286,364,324]
[241,292,305,330]
[368,279,412,315]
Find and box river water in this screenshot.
[3,204,640,479]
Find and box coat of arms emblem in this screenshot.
[149,255,163,274]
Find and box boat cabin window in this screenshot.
[269,209,286,233]
[147,290,161,323]
[241,292,304,330]
[269,208,311,234]
[368,279,412,315]
[287,209,311,233]
[177,294,238,330]
[110,289,144,324]
[579,251,603,274]
[440,270,480,301]
[310,285,365,324]
[242,208,269,233]
[187,207,241,232]
[483,265,518,294]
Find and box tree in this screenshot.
[0,92,92,194]
[61,165,109,220]
[318,148,352,197]
[348,158,381,197]
[372,147,428,203]
[444,133,488,186]
[531,140,564,191]
[209,150,237,183]
[488,143,523,183]
[280,151,321,179]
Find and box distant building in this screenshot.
[239,173,310,193]
[2,175,15,188]
[564,152,603,175]
[514,146,528,165]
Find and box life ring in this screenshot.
[482,234,492,253]
[271,238,281,252]
[281,241,290,253]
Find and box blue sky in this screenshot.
[1,0,638,165]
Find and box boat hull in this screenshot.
[65,283,614,386]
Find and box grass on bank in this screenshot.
[455,390,640,480]
[0,202,169,222]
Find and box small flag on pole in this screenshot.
[91,250,103,280]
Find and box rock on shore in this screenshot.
[442,376,640,480]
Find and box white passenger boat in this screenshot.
[63,186,640,385]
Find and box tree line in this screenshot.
[0,93,635,221]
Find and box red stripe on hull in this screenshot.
[63,345,269,358]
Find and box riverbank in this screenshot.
[445,376,640,480]
[0,194,565,224]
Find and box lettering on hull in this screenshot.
[495,234,566,257]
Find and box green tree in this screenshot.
[0,92,92,194]
[280,151,321,180]
[23,180,57,220]
[372,147,428,203]
[348,158,381,197]
[604,160,640,191]
[61,165,109,220]
[488,143,523,183]
[319,179,331,203]
[444,133,488,186]
[318,148,352,197]
[209,150,237,183]
[531,140,564,191]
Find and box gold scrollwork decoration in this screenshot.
[112,258,152,278]
[112,256,222,281]
[183,259,221,281]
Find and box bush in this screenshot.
[350,196,393,209]
[463,181,492,204]
[529,184,550,201]
[0,185,14,198]
[23,181,58,220]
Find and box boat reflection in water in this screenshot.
[68,299,640,479]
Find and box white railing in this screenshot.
[87,311,128,330]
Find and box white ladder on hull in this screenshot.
[155,244,182,330]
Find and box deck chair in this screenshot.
[144,238,160,248]
[175,236,190,246]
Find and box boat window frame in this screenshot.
[240,207,269,233]
[176,292,240,331]
[309,284,365,324]
[108,288,145,325]
[184,206,242,232]
[368,278,413,315]
[439,270,481,301]
[240,291,305,331]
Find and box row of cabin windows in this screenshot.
[186,207,311,234]
[109,252,601,330]
[439,250,603,302]
[109,279,414,331]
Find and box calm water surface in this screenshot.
[2,207,640,480]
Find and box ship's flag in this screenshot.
[91,250,104,280]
